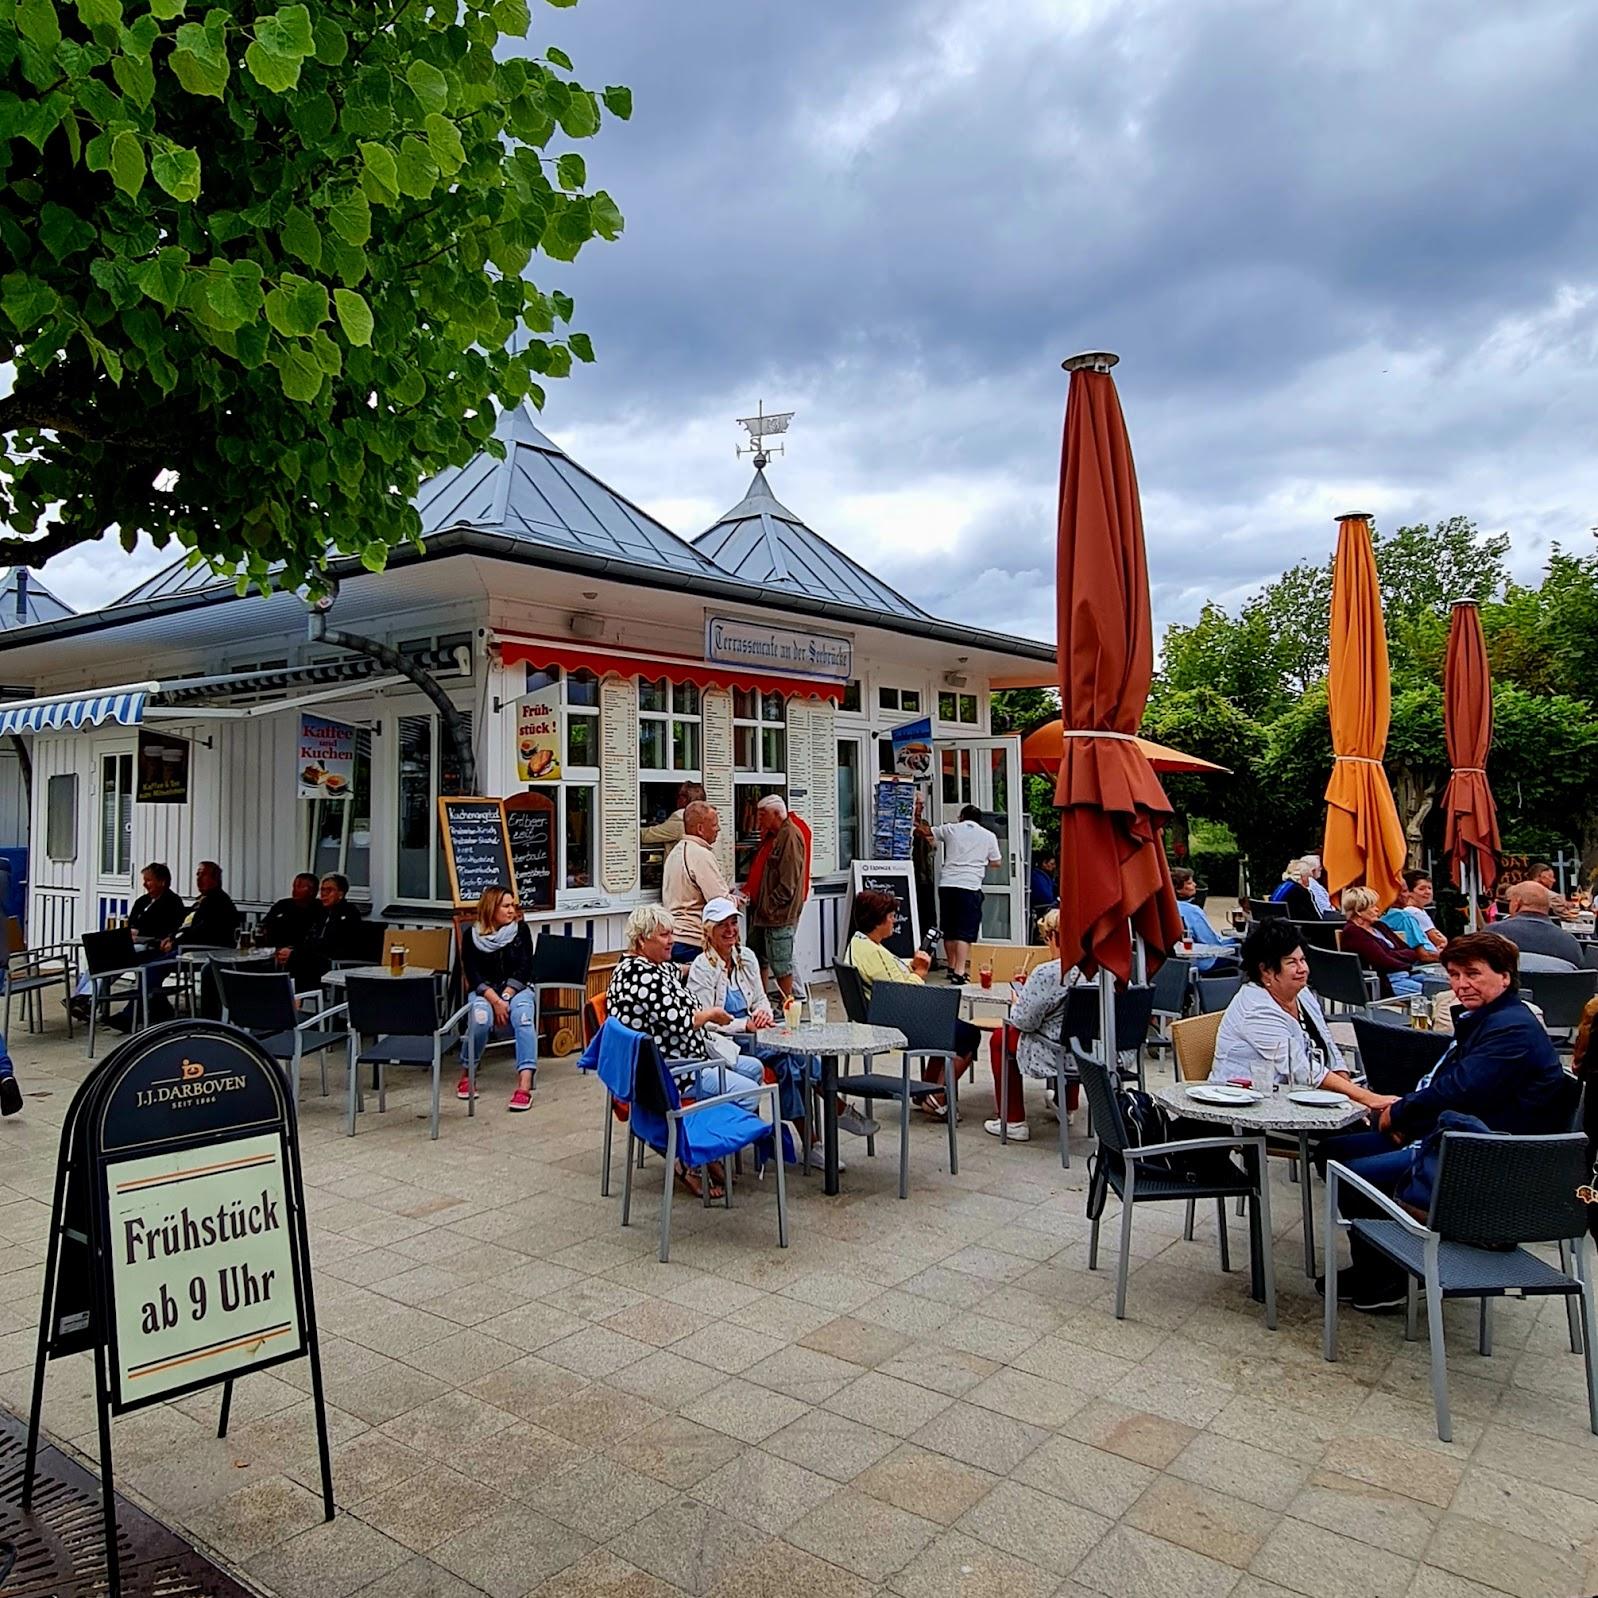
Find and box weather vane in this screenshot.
[736,401,794,469]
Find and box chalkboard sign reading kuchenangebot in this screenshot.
[23,1022,334,1598]
[438,796,519,908]
[505,789,556,911]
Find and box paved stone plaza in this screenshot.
[3,1017,1596,1598]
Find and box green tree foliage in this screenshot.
[1151,520,1598,880]
[990,685,1058,849]
[0,0,629,590]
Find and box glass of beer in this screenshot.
[389,943,407,976]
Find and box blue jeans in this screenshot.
[743,1040,821,1124]
[463,988,539,1073]
[692,1052,763,1109]
[1320,1128,1417,1290]
[670,940,703,965]
[1387,970,1423,998]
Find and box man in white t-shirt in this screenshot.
[929,804,1002,981]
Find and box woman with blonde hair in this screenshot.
[984,907,1082,1142]
[1339,884,1431,998]
[460,883,538,1112]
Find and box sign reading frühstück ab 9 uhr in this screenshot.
[23,1021,333,1598]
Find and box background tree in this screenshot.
[1,0,628,592]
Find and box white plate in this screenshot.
[1288,1089,1346,1108]
[1186,1084,1262,1106]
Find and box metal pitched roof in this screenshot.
[0,568,74,629]
[693,468,930,621]
[416,404,723,578]
[111,404,725,610]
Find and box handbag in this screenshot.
[1394,1109,1491,1220]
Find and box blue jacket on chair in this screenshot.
[1389,989,1568,1142]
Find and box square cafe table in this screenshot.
[758,1021,907,1195]
[1155,1078,1370,1287]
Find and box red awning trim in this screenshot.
[496,637,845,702]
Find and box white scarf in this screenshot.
[472,921,522,954]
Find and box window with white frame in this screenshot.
[937,690,980,725]
[639,677,702,890]
[396,709,475,900]
[732,688,787,877]
[98,752,132,879]
[307,728,372,892]
[839,678,863,713]
[47,774,78,861]
[878,685,922,714]
[521,666,600,894]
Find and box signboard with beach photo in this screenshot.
[297,714,356,800]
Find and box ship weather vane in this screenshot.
[736,401,794,470]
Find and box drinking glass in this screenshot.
[979,963,994,990]
[389,944,407,976]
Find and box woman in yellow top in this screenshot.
[846,888,979,1117]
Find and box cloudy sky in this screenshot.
[40,0,1598,644]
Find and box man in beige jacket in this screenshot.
[663,801,732,962]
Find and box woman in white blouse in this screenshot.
[985,909,1083,1141]
[1211,920,1394,1109]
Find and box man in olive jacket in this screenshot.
[748,795,810,1001]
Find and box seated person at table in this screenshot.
[459,883,538,1114]
[1274,859,1325,922]
[1171,867,1240,974]
[688,897,821,1160]
[261,873,321,969]
[71,861,185,1018]
[1029,851,1059,921]
[607,904,764,1197]
[984,908,1083,1141]
[1301,854,1337,918]
[1320,931,1569,1311]
[846,888,978,1120]
[1532,861,1578,921]
[1381,870,1447,953]
[147,860,241,1022]
[1212,920,1393,1108]
[1494,880,1584,967]
[1339,885,1434,997]
[289,874,366,990]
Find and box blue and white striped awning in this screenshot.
[0,689,148,736]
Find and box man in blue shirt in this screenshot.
[1171,868,1240,973]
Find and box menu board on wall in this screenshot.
[437,797,516,907]
[600,675,639,895]
[701,687,735,882]
[786,702,813,814]
[504,790,555,911]
[808,700,837,874]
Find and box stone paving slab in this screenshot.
[2,1016,1597,1597]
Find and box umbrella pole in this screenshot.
[1464,856,1479,933]
[1098,966,1118,1084]
[1132,932,1147,986]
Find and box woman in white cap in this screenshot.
[689,898,822,1164]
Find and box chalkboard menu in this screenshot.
[505,790,555,911]
[850,859,920,959]
[437,797,517,908]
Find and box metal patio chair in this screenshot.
[343,974,475,1140]
[1324,1130,1598,1442]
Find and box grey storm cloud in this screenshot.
[39,0,1598,638]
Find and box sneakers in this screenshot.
[0,1075,21,1117]
[983,1117,1029,1140]
[1352,1281,1408,1313]
[456,1072,473,1101]
[507,1088,532,1113]
[808,1143,845,1172]
[837,1107,879,1137]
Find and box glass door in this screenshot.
[931,735,1024,941]
[96,748,135,923]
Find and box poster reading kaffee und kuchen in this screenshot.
[297,714,356,799]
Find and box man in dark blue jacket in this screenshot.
[1321,931,1569,1310]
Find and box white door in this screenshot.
[94,747,136,923]
[931,736,1025,941]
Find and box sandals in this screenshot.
[675,1162,726,1201]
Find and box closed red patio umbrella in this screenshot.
[1442,598,1500,922]
[1053,352,1184,983]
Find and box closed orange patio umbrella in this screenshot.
[1442,598,1500,922]
[1322,512,1407,909]
[1053,352,1184,983]
[1021,720,1230,778]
